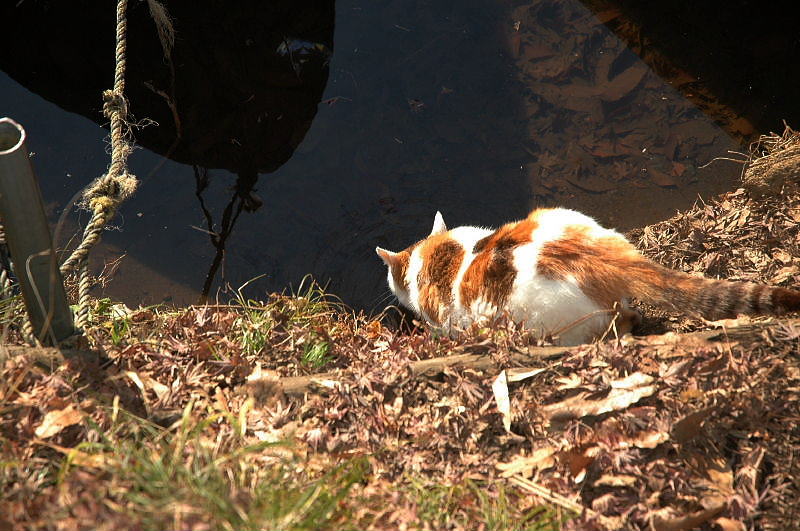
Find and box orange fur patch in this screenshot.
[536,226,654,309]
[534,226,744,318]
[417,235,464,323]
[460,219,537,309]
[387,250,411,291]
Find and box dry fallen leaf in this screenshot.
[621,430,669,449]
[690,456,734,508]
[507,367,546,383]
[497,447,557,478]
[560,447,597,483]
[650,504,726,531]
[566,173,618,194]
[610,372,653,389]
[69,450,112,469]
[555,373,583,390]
[35,405,82,439]
[492,370,512,433]
[713,517,746,531]
[144,376,170,400]
[770,266,797,284]
[736,446,765,500]
[593,474,637,488]
[671,407,714,444]
[542,372,656,422]
[46,442,113,469]
[125,371,146,391]
[649,168,678,188]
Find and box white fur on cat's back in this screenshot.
[507,209,611,344]
[444,209,614,344]
[447,225,494,324]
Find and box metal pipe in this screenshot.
[0,117,75,344]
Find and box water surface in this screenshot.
[1,0,760,311]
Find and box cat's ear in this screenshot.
[376,247,399,267]
[430,211,447,236]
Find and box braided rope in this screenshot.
[60,0,138,328]
[20,315,39,346]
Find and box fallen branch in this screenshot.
[279,344,569,396]
[276,317,797,396]
[509,475,623,530]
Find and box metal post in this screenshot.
[0,117,75,344]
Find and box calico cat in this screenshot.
[376,208,800,345]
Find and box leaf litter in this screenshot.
[2,134,800,529]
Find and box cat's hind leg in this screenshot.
[612,300,641,336]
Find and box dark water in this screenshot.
[3,0,788,311]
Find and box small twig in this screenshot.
[698,156,747,169]
[509,475,623,529]
[550,308,618,340]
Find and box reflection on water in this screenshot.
[509,0,736,205]
[585,0,800,140]
[2,0,786,311]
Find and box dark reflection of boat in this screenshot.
[0,0,334,299]
[0,0,334,179]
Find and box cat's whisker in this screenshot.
[367,290,396,315]
[369,296,394,314]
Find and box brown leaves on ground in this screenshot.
[630,185,800,288]
[284,323,798,530]
[3,278,800,530]
[2,291,799,530]
[628,178,800,335]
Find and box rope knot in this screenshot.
[102,89,127,119]
[89,195,117,213]
[82,171,139,212]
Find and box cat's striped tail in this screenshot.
[626,259,800,320]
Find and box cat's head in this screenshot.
[376,211,447,308]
